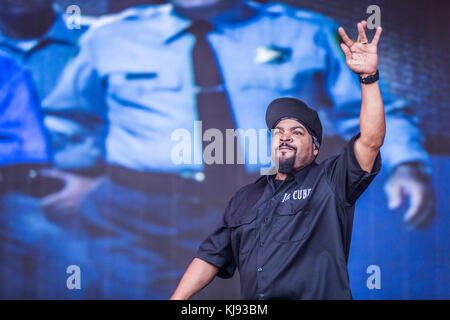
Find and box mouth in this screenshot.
[278,144,296,152]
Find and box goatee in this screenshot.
[278,152,296,174]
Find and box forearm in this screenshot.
[359,79,385,149]
[170,258,219,300]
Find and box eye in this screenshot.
[293,131,303,135]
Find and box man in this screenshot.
[0,1,97,298]
[0,55,50,187]
[0,0,100,212]
[0,55,62,298]
[0,0,82,102]
[44,0,432,298]
[171,21,384,300]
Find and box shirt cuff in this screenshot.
[348,133,382,175]
[345,133,382,204]
[195,251,236,279]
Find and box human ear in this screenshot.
[313,144,319,157]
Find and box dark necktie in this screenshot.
[186,20,248,197]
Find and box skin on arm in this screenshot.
[355,79,385,172]
[340,22,434,229]
[338,21,385,172]
[170,258,219,300]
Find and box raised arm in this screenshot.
[338,21,385,172]
[170,258,219,300]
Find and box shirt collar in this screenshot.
[162,2,257,43]
[150,4,191,44]
[266,160,318,187]
[294,161,318,184]
[0,7,77,53]
[46,11,79,45]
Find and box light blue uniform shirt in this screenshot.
[44,2,430,175]
[0,55,49,165]
[0,9,91,169]
[0,13,83,101]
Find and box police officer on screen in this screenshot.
[0,0,96,298]
[0,54,53,298]
[44,0,434,298]
[171,22,384,300]
[0,0,96,174]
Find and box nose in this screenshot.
[280,132,293,143]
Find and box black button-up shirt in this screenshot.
[196,134,381,299]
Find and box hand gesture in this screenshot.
[338,20,382,77]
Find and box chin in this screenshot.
[278,149,294,156]
[172,0,223,9]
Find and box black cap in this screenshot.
[265,97,323,148]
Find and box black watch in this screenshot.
[359,69,379,84]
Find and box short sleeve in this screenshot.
[195,200,236,279]
[325,133,381,205]
[0,67,50,165]
[42,34,107,170]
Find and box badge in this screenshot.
[254,45,292,64]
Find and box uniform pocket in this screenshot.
[107,69,182,101]
[274,202,311,243]
[237,55,326,93]
[229,213,257,255]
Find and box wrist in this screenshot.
[359,69,379,84]
[359,71,377,78]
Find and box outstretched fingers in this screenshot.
[357,21,369,43]
[338,26,354,47]
[371,26,383,46]
[339,42,352,63]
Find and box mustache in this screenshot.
[277,142,297,151]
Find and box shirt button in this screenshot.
[259,293,265,299]
[257,267,263,272]
[260,241,264,247]
[263,217,269,223]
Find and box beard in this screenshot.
[278,154,296,174]
[277,145,297,174]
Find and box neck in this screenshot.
[0,7,56,40]
[173,0,245,22]
[275,172,288,181]
[275,161,314,180]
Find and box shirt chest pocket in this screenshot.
[229,211,257,256]
[236,55,326,93]
[274,200,312,243]
[107,69,183,101]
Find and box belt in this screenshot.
[0,163,63,197]
[107,165,201,196]
[106,165,258,204]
